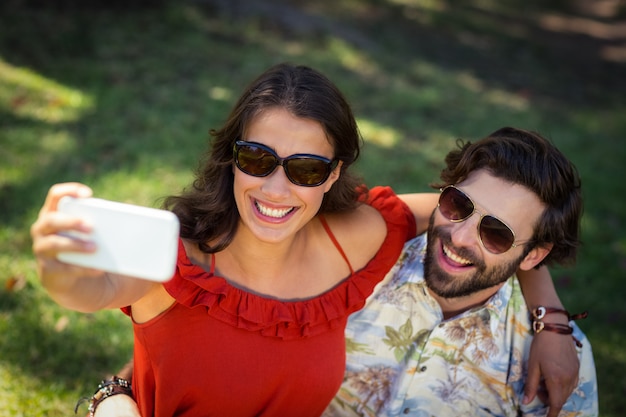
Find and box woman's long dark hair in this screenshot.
[164,63,364,253]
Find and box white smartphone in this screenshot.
[57,196,180,282]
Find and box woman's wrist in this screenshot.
[75,376,133,417]
[92,392,140,417]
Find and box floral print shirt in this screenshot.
[324,234,598,417]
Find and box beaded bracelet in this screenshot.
[531,306,588,348]
[75,376,133,417]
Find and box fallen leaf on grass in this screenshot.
[5,275,26,292]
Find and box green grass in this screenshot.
[1,1,624,415]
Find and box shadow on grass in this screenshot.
[0,283,132,388]
[588,326,626,415]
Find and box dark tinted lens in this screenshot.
[439,187,474,221]
[284,158,330,186]
[237,144,277,176]
[480,215,515,254]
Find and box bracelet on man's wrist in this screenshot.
[530,306,588,348]
[75,376,133,417]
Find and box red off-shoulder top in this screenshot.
[126,186,416,416]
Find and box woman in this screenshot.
[32,64,576,417]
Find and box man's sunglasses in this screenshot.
[233,140,339,187]
[438,185,529,254]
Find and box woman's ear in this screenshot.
[323,161,343,193]
[518,243,554,271]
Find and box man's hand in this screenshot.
[524,329,579,417]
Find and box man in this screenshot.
[323,127,597,416]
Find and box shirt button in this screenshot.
[420,366,427,372]
[403,407,410,414]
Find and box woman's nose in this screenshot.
[260,165,292,198]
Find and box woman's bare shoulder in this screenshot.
[130,283,175,324]
[322,204,386,270]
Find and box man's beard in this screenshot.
[423,217,524,298]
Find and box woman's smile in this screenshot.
[253,198,297,220]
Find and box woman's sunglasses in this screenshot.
[233,140,339,187]
[438,185,529,254]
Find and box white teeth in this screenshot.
[255,201,294,218]
[443,245,472,265]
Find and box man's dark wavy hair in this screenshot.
[164,63,364,253]
[433,127,583,267]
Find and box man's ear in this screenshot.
[518,243,554,271]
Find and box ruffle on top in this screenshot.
[163,186,417,340]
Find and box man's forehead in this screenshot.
[455,170,544,225]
